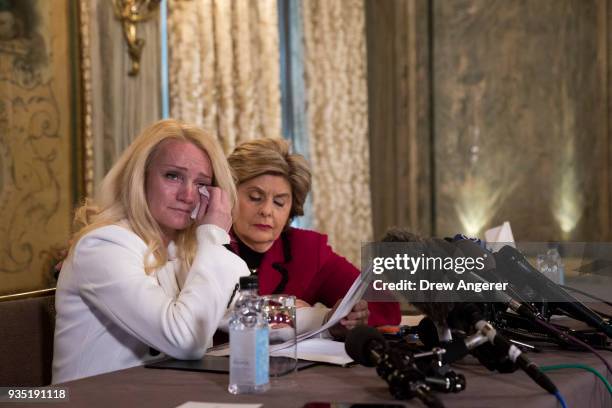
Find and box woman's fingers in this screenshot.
[340,300,369,327]
[327,299,370,338]
[199,186,232,231]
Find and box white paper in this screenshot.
[175,403,262,408]
[269,266,372,352]
[208,339,353,366]
[271,338,353,366]
[190,186,211,219]
[485,221,515,252]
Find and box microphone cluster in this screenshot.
[345,326,465,408]
[369,229,612,402]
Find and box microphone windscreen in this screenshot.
[447,302,485,332]
[440,340,470,365]
[417,316,440,348]
[344,325,385,367]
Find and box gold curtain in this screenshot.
[167,0,282,153]
[301,0,372,265]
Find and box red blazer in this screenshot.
[228,227,401,326]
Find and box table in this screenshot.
[16,347,612,408]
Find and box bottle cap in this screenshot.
[239,275,258,290]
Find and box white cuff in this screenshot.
[196,224,230,246]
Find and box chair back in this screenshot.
[0,293,56,386]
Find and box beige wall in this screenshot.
[368,0,611,242]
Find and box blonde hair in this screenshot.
[69,119,236,274]
[228,138,311,222]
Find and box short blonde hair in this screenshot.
[70,119,236,274]
[228,138,311,222]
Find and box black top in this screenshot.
[226,230,293,294]
[235,235,265,274]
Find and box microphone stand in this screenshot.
[371,341,446,408]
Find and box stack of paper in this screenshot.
[270,338,353,366]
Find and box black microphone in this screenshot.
[452,239,540,320]
[417,314,508,376]
[495,245,612,338]
[416,314,483,364]
[438,331,489,365]
[433,238,537,318]
[417,317,441,348]
[345,326,445,407]
[452,303,558,395]
[380,230,455,326]
[345,325,387,368]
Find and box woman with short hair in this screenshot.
[227,138,400,338]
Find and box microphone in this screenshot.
[432,239,539,321]
[345,326,445,407]
[452,239,540,320]
[380,230,455,326]
[345,325,387,368]
[456,240,612,375]
[438,331,489,365]
[416,315,489,366]
[416,315,511,371]
[494,245,612,338]
[417,317,441,348]
[451,303,558,395]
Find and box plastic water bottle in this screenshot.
[547,248,565,285]
[536,248,565,285]
[228,276,270,394]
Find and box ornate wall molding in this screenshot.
[79,0,95,198]
[0,0,78,295]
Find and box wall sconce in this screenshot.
[112,0,161,76]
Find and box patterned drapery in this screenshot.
[167,0,282,153]
[301,0,372,265]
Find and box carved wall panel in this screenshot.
[0,0,79,295]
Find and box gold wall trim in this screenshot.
[79,0,94,198]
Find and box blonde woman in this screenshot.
[52,119,249,383]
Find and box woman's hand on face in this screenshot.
[326,299,369,339]
[196,186,232,232]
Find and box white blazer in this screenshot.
[52,223,248,383]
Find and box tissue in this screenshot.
[190,186,211,219]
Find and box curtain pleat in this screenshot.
[168,0,281,153]
[302,0,372,265]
